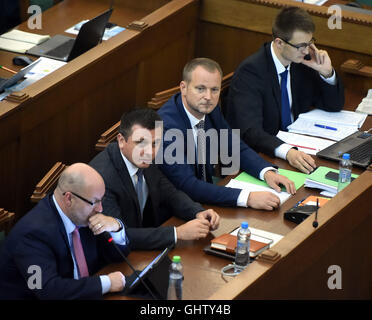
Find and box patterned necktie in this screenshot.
[135,169,146,216]
[195,120,206,181]
[280,68,292,131]
[72,227,89,278]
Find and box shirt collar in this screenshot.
[120,150,139,178]
[182,100,205,129]
[52,194,76,235]
[270,41,291,76]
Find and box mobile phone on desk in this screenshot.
[325,171,355,182]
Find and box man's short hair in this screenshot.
[272,6,315,41]
[119,107,161,140]
[182,58,223,83]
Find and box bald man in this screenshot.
[0,163,129,300]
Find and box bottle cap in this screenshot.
[342,153,350,160]
[172,255,181,263]
[241,221,249,229]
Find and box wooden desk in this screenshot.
[0,0,198,220]
[100,115,372,300]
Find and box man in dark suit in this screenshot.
[158,58,296,210]
[89,108,220,251]
[226,6,344,174]
[0,163,129,300]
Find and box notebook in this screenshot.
[26,9,112,62]
[316,131,372,168]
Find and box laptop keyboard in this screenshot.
[46,39,75,58]
[343,139,372,163]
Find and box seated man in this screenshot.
[0,163,128,300]
[89,108,220,251]
[225,6,344,174]
[158,58,296,210]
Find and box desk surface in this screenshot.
[100,114,372,300]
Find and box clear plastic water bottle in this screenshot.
[167,255,183,300]
[234,222,251,272]
[338,153,352,192]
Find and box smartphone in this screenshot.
[325,171,355,182]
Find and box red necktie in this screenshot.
[72,227,89,278]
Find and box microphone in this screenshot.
[102,231,158,300]
[313,198,319,228]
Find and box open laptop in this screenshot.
[26,9,113,62]
[0,60,40,93]
[317,130,372,168]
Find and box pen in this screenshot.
[314,124,337,131]
[294,197,306,207]
[0,65,17,74]
[289,144,317,151]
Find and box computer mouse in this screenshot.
[12,56,34,66]
[346,2,362,8]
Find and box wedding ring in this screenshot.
[97,223,101,229]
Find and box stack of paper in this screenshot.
[305,166,359,195]
[276,131,335,155]
[0,29,50,53]
[226,169,307,205]
[287,109,368,141]
[355,89,372,115]
[65,21,125,41]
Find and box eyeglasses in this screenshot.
[62,191,103,206]
[280,37,315,50]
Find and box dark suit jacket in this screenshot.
[157,93,274,207]
[89,142,204,250]
[226,42,345,157]
[0,194,129,300]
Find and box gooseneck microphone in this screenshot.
[103,232,157,300]
[313,198,319,228]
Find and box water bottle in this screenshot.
[234,222,251,272]
[167,255,183,300]
[338,153,352,192]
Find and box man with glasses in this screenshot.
[225,6,344,174]
[0,163,129,299]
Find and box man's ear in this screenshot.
[117,133,126,149]
[180,81,187,95]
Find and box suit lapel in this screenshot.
[108,143,142,223]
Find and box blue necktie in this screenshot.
[135,169,146,217]
[280,68,292,131]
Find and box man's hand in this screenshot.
[246,191,280,211]
[286,149,316,174]
[88,213,121,235]
[176,219,210,241]
[301,44,333,78]
[108,271,126,293]
[264,170,296,195]
[196,209,220,230]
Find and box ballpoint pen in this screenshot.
[314,124,337,131]
[289,144,317,151]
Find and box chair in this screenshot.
[94,72,234,151]
[30,162,67,203]
[0,208,16,236]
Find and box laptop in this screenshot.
[316,130,372,168]
[26,9,113,62]
[122,247,171,299]
[0,59,40,93]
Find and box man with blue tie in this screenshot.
[158,58,296,210]
[225,6,344,174]
[0,163,129,299]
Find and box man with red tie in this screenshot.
[0,163,129,299]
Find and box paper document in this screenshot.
[230,227,283,248]
[0,29,50,53]
[226,179,291,205]
[24,57,66,79]
[65,22,125,40]
[277,131,335,155]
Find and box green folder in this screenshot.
[235,168,307,191]
[305,166,359,189]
